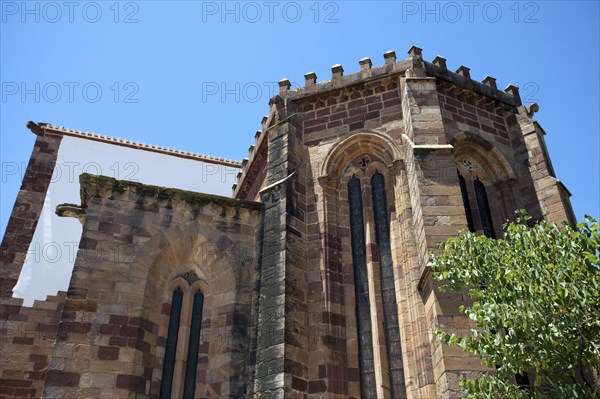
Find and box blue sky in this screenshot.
[1,0,599,236]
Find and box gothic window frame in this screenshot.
[343,158,406,399]
[456,157,499,238]
[159,273,207,399]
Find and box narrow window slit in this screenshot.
[371,173,407,398]
[474,179,495,238]
[160,287,183,399]
[183,291,204,398]
[347,176,377,397]
[458,172,475,232]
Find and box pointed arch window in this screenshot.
[458,172,475,232]
[347,171,407,398]
[457,161,496,238]
[160,288,183,399]
[371,172,406,397]
[474,179,495,238]
[347,176,377,396]
[160,276,205,399]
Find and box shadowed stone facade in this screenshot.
[0,46,575,398]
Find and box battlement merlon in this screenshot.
[269,45,521,107]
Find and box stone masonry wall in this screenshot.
[0,129,63,297]
[1,46,577,399]
[0,128,65,399]
[43,174,262,399]
[246,46,576,398]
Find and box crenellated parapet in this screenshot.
[263,45,522,108]
[232,115,270,199]
[233,45,530,201]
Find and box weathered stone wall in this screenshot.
[0,293,66,398]
[40,174,262,398]
[0,130,62,298]
[0,46,577,399]
[243,46,576,398]
[0,129,65,399]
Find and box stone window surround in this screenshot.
[342,158,401,398]
[160,274,207,398]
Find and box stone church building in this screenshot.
[0,46,575,398]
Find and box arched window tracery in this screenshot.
[160,273,206,399]
[345,160,406,398]
[454,139,518,239]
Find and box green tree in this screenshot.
[432,212,600,398]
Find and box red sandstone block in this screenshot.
[32,363,46,371]
[314,98,326,108]
[304,124,326,134]
[45,370,80,387]
[304,118,327,128]
[66,287,88,299]
[98,346,120,360]
[350,91,363,100]
[98,222,121,234]
[382,91,398,100]
[0,305,21,315]
[367,102,384,112]
[128,317,155,332]
[57,322,91,339]
[318,364,326,379]
[0,378,33,388]
[349,122,364,131]
[143,367,154,379]
[110,315,129,325]
[79,237,97,250]
[383,97,402,107]
[303,111,316,121]
[28,354,46,363]
[0,389,16,397]
[116,374,146,394]
[493,122,506,131]
[161,303,170,316]
[64,299,97,312]
[0,251,16,264]
[374,84,386,94]
[480,123,497,135]
[329,110,348,122]
[129,338,150,353]
[156,336,166,347]
[464,118,480,129]
[292,376,307,391]
[108,336,128,347]
[316,108,330,118]
[12,336,34,345]
[26,371,45,380]
[13,387,36,396]
[365,111,380,120]
[326,97,337,106]
[348,367,359,382]
[347,99,365,109]
[119,325,143,338]
[308,379,326,393]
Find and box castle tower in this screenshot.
[236,46,575,398]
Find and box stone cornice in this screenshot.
[78,173,263,212]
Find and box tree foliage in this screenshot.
[432,212,600,398]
